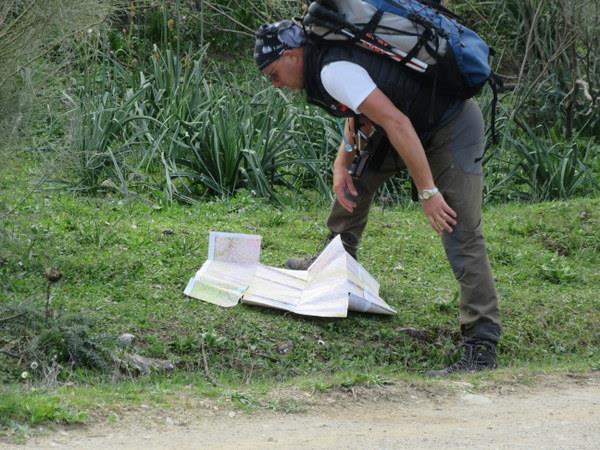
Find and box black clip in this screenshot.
[348,128,371,179]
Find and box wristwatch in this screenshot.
[418,187,439,201]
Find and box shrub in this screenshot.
[490,125,599,202]
[0,302,113,383]
[62,46,333,202]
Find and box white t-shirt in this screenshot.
[320,61,377,113]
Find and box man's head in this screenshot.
[254,20,306,90]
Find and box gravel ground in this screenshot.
[5,372,600,450]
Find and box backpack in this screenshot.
[303,0,497,100]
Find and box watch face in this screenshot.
[419,188,438,200]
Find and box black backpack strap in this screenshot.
[427,32,441,124]
[356,9,384,40]
[367,128,389,172]
[353,113,361,146]
[398,29,431,68]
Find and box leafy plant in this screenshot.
[455,0,600,137]
[0,0,116,142]
[506,125,599,201]
[0,302,114,382]
[62,44,333,203]
[539,256,577,284]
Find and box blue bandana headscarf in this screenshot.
[254,20,306,70]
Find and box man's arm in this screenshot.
[332,118,358,213]
[357,88,457,235]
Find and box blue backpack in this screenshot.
[303,0,499,100]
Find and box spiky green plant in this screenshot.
[507,126,599,201]
[62,41,333,202]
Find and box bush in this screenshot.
[484,123,599,202]
[61,46,333,203]
[0,0,114,140]
[0,302,113,383]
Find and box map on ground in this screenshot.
[184,231,396,317]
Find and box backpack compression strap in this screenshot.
[305,2,428,72]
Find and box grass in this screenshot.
[0,391,86,429]
[1,0,599,438]
[1,148,599,433]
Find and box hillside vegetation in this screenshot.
[1,0,599,434]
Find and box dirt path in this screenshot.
[6,373,600,449]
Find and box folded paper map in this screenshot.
[184,231,396,318]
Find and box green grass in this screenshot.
[1,149,599,431]
[0,389,86,429]
[2,0,600,437]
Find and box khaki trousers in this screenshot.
[327,100,501,343]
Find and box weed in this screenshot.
[0,390,86,428]
[227,391,259,410]
[539,256,577,284]
[0,302,114,383]
[508,127,599,201]
[265,398,306,414]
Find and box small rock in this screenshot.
[461,394,492,405]
[275,341,293,354]
[124,353,175,375]
[228,411,236,418]
[100,179,117,189]
[44,267,62,283]
[128,172,144,182]
[118,333,136,347]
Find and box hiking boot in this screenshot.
[284,232,356,270]
[426,341,497,377]
[284,254,318,270]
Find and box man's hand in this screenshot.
[421,193,457,235]
[333,164,358,213]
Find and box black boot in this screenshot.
[426,341,497,377]
[284,233,358,270]
[284,254,318,270]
